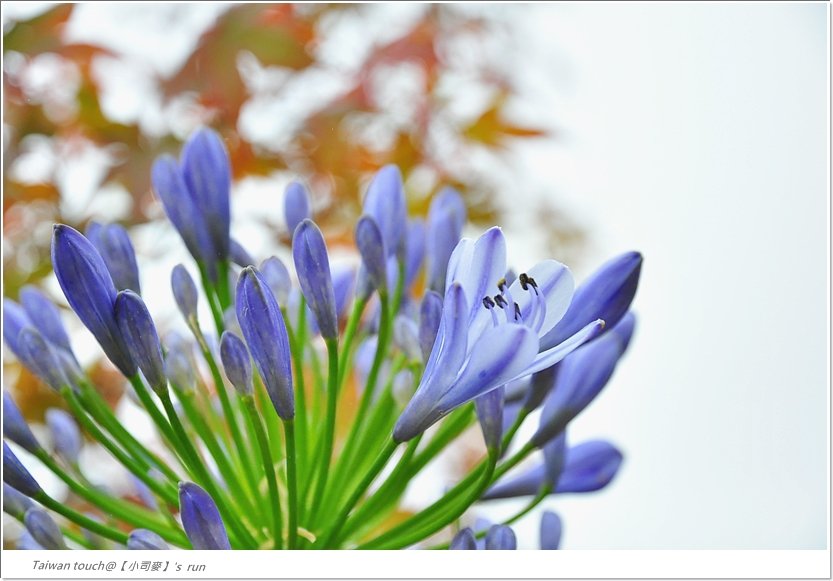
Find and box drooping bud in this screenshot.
[114,290,166,394]
[179,482,231,550]
[3,392,41,455]
[236,268,294,419]
[52,225,136,376]
[554,441,624,493]
[219,331,253,397]
[127,529,169,550]
[45,409,82,465]
[284,181,311,236]
[86,222,142,294]
[24,508,67,550]
[3,442,43,497]
[292,220,338,341]
[523,364,559,412]
[2,299,31,360]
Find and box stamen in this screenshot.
[494,294,508,309]
[514,302,521,321]
[497,278,508,293]
[528,276,539,295]
[519,273,530,291]
[482,296,495,309]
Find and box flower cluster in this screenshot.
[2,128,642,550]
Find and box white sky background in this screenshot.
[2,3,829,550]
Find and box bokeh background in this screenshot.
[2,3,828,549]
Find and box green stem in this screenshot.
[198,262,226,335]
[36,493,129,545]
[127,375,179,453]
[500,408,530,453]
[287,303,309,484]
[243,396,283,548]
[283,419,299,550]
[337,296,368,387]
[309,338,339,518]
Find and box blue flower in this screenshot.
[449,528,477,550]
[85,222,142,294]
[171,264,200,326]
[539,511,562,550]
[51,224,136,376]
[475,386,504,455]
[484,525,517,550]
[127,529,169,550]
[284,181,311,236]
[292,219,338,341]
[425,187,466,293]
[219,331,253,396]
[24,508,66,550]
[18,328,71,392]
[235,267,294,419]
[3,482,35,520]
[363,165,407,259]
[393,228,604,442]
[418,290,443,362]
[260,257,291,306]
[3,392,41,454]
[179,482,231,550]
[45,409,82,465]
[3,441,43,498]
[355,215,388,294]
[230,238,256,268]
[115,290,167,393]
[18,286,74,357]
[404,219,425,288]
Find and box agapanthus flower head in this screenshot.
[220,331,254,397]
[45,409,82,465]
[484,525,517,550]
[284,181,311,236]
[540,511,562,550]
[541,251,642,351]
[3,482,35,520]
[393,227,605,442]
[236,267,294,419]
[292,219,338,341]
[85,222,142,294]
[18,286,74,356]
[115,290,167,394]
[3,441,43,498]
[449,528,478,550]
[24,508,67,550]
[3,392,41,455]
[363,164,407,259]
[52,224,136,376]
[127,529,169,550]
[179,482,231,550]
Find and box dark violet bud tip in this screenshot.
[220,332,253,396]
[3,442,43,498]
[449,528,478,550]
[115,291,167,395]
[236,267,295,419]
[127,529,169,550]
[179,482,231,550]
[484,525,517,550]
[284,181,311,235]
[46,409,82,465]
[24,508,67,550]
[355,215,388,294]
[171,264,199,325]
[292,220,338,341]
[3,392,41,455]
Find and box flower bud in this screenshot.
[220,332,253,397]
[236,267,294,419]
[24,508,66,550]
[3,442,43,498]
[3,299,30,360]
[52,224,136,376]
[426,187,466,293]
[554,440,623,493]
[484,525,516,550]
[418,290,443,362]
[540,511,562,550]
[284,181,311,236]
[260,257,291,306]
[3,482,35,519]
[475,386,504,455]
[19,286,74,355]
[87,222,141,294]
[405,219,425,288]
[363,165,407,259]
[179,482,231,550]
[292,220,338,340]
[230,238,256,268]
[18,328,68,391]
[127,529,169,550]
[449,528,477,550]
[393,316,421,361]
[45,409,82,465]
[3,392,41,454]
[523,364,558,412]
[355,215,388,294]
[115,291,166,394]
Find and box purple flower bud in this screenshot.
[532,314,636,447]
[131,474,159,511]
[220,332,253,396]
[393,316,421,361]
[181,128,232,261]
[115,291,166,394]
[3,442,43,497]
[484,525,517,550]
[18,328,69,391]
[4,482,35,519]
[475,385,504,454]
[127,529,169,550]
[24,508,66,550]
[405,219,425,288]
[284,181,311,236]
[19,286,74,355]
[86,222,141,294]
[541,252,642,350]
[236,267,294,419]
[418,290,443,362]
[230,238,256,268]
[555,440,623,493]
[2,299,31,360]
[171,264,199,324]
[45,409,82,465]
[543,432,566,485]
[3,392,41,454]
[52,225,136,376]
[449,527,477,550]
[355,215,388,294]
[363,165,407,259]
[179,482,231,550]
[523,364,559,412]
[17,531,44,550]
[426,187,466,293]
[292,220,337,340]
[540,511,562,550]
[260,257,291,306]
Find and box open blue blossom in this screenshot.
[393,227,605,442]
[179,482,231,550]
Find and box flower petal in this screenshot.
[508,259,573,337]
[520,319,605,378]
